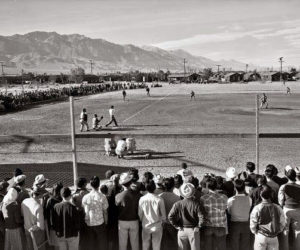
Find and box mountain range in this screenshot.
[0,31,251,74]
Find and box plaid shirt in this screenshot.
[200,190,228,228]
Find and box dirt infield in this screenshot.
[1,81,300,184]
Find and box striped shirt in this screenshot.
[200,190,228,228]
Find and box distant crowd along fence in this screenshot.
[1,96,300,186]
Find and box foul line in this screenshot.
[121,89,178,124]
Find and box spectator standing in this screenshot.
[139,180,166,250]
[223,167,237,198]
[173,175,184,198]
[115,139,127,158]
[227,179,252,250]
[1,188,24,250]
[177,163,193,181]
[154,175,164,195]
[72,178,89,250]
[105,106,118,127]
[0,181,9,250]
[168,183,205,250]
[200,177,228,250]
[45,182,63,249]
[122,90,126,101]
[159,178,180,250]
[82,176,109,250]
[14,175,30,205]
[250,186,285,250]
[265,165,280,195]
[278,166,300,250]
[115,173,141,250]
[53,187,81,250]
[79,108,89,132]
[21,187,45,250]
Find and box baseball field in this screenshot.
[1,81,300,186]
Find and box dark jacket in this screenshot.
[168,198,205,228]
[54,201,81,238]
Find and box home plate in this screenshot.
[11,115,44,121]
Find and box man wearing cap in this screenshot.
[168,183,205,250]
[154,175,164,195]
[278,166,300,250]
[82,176,109,250]
[115,173,142,250]
[21,186,45,250]
[223,167,237,198]
[14,175,29,205]
[139,180,166,250]
[200,177,228,250]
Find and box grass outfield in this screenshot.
[1,81,300,186]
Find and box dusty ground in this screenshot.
[1,81,300,186]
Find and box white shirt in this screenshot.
[138,193,166,231]
[21,197,44,230]
[82,190,109,226]
[227,194,252,222]
[116,140,126,152]
[109,108,115,117]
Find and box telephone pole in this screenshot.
[279,57,284,82]
[89,59,94,74]
[245,64,249,73]
[0,61,6,94]
[183,58,187,82]
[216,64,221,74]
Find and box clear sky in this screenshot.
[1,0,300,67]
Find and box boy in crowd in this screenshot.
[80,108,89,132]
[250,186,285,250]
[227,179,252,250]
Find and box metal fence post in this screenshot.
[70,96,78,186]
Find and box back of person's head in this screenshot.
[145,180,156,193]
[265,165,275,178]
[234,179,245,193]
[105,170,115,179]
[143,172,154,183]
[207,178,217,191]
[257,175,267,186]
[111,105,114,109]
[129,168,139,182]
[52,182,63,198]
[94,114,97,117]
[162,177,175,192]
[83,108,86,112]
[215,176,224,190]
[90,176,100,189]
[181,163,188,169]
[185,176,199,188]
[76,177,87,189]
[14,168,23,177]
[60,187,72,199]
[100,185,108,195]
[260,186,272,201]
[174,174,183,188]
[246,162,255,173]
[284,166,296,182]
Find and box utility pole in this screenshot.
[216,64,221,74]
[183,58,187,82]
[21,69,24,93]
[0,61,6,94]
[245,64,249,73]
[89,59,94,75]
[279,57,284,82]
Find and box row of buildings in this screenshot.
[168,71,300,83]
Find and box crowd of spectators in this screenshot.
[0,81,148,112]
[0,162,300,250]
